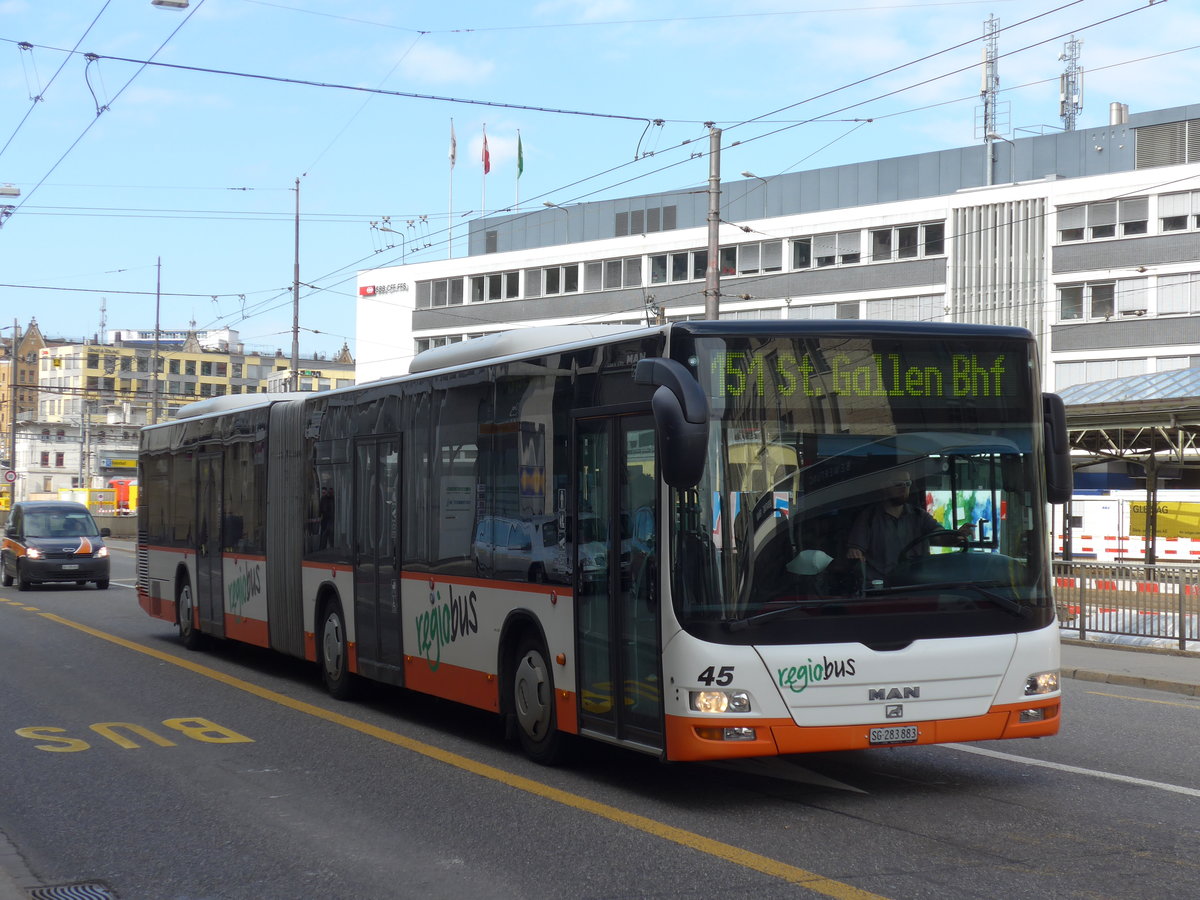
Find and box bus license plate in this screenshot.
[869,725,917,745]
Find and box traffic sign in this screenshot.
[3,469,15,484]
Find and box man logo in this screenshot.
[868,686,920,701]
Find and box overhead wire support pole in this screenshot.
[151,258,161,425]
[704,124,722,320]
[292,177,301,392]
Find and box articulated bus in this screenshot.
[137,320,1072,763]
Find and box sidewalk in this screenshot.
[1061,638,1200,696]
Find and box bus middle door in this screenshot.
[195,451,225,639]
[353,436,404,685]
[574,412,662,753]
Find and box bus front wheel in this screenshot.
[320,601,355,700]
[512,635,568,765]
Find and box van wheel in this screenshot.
[177,579,202,650]
[320,601,355,700]
[15,563,31,591]
[95,579,109,590]
[2,556,12,587]
[512,635,569,765]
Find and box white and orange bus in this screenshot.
[137,320,1071,763]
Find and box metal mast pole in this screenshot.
[151,258,161,425]
[704,125,722,320]
[9,318,20,505]
[291,177,301,392]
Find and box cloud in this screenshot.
[397,42,495,86]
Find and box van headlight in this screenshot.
[25,547,43,560]
[96,546,109,558]
[689,690,751,713]
[1025,670,1059,695]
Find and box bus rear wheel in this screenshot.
[512,635,568,765]
[320,601,355,700]
[177,579,202,650]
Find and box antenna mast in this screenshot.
[1059,35,1083,132]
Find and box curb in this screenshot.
[1060,666,1200,697]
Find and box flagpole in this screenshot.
[448,119,456,259]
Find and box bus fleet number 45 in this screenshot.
[697,666,735,686]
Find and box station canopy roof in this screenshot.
[1059,366,1200,465]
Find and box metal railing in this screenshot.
[1053,561,1200,651]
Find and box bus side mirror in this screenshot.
[1043,392,1072,504]
[635,357,709,489]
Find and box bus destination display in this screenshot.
[711,350,1015,400]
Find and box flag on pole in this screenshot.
[449,120,457,169]
[482,124,491,175]
[517,131,524,179]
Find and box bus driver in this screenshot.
[846,471,974,581]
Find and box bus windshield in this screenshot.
[669,330,1053,646]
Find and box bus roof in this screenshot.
[408,324,653,374]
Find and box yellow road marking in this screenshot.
[26,609,885,899]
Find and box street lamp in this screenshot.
[542,201,571,240]
[151,0,189,8]
[370,220,407,259]
[741,171,768,218]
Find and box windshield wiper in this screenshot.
[886,581,1031,618]
[723,598,831,632]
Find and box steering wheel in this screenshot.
[896,528,968,559]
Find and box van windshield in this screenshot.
[25,512,100,539]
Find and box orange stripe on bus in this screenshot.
[225,614,270,647]
[404,656,502,713]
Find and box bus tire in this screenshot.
[320,600,356,701]
[512,634,568,765]
[177,578,203,650]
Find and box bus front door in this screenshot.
[574,413,662,753]
[353,437,404,684]
[196,452,225,639]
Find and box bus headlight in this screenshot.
[689,690,751,713]
[1024,670,1059,695]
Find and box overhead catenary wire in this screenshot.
[0,0,1176,355]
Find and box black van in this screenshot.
[1,501,111,590]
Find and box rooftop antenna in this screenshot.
[1058,35,1083,132]
[978,15,1006,185]
[99,296,107,339]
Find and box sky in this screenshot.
[0,0,1198,364]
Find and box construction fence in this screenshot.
[1053,561,1200,651]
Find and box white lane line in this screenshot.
[943,743,1200,798]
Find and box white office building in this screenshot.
[356,101,1200,392]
